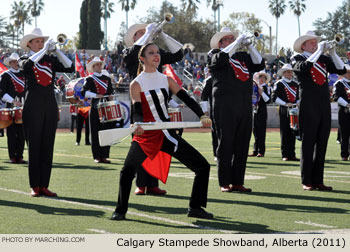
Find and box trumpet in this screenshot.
[56,33,68,46]
[149,13,175,42]
[241,31,264,46]
[325,34,344,51]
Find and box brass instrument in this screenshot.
[149,13,175,42]
[325,34,344,51]
[239,31,264,50]
[57,33,68,46]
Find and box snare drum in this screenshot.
[65,78,84,104]
[97,100,123,123]
[0,108,13,129]
[13,107,23,124]
[168,108,183,122]
[289,107,299,131]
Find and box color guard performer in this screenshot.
[111,43,213,220]
[81,57,117,163]
[249,71,271,157]
[272,63,300,161]
[333,64,350,161]
[124,22,183,195]
[0,53,26,164]
[291,31,346,191]
[207,27,265,192]
[19,28,74,197]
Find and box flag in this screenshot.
[163,64,182,87]
[75,53,87,77]
[0,61,8,74]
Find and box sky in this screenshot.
[0,0,346,52]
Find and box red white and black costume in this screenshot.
[333,71,350,160]
[291,31,346,189]
[273,75,300,159]
[113,71,210,217]
[0,67,26,163]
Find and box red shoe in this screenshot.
[39,187,58,197]
[341,157,348,161]
[256,154,264,157]
[17,158,26,164]
[302,184,314,191]
[147,187,167,195]
[248,153,257,157]
[313,184,333,191]
[220,185,232,192]
[134,187,146,195]
[10,158,17,164]
[101,158,111,164]
[31,187,40,197]
[231,185,252,192]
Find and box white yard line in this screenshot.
[295,221,336,229]
[87,229,114,234]
[0,187,234,234]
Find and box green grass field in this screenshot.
[0,129,349,234]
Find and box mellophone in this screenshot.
[0,107,23,129]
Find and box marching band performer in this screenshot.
[249,71,271,158]
[111,43,213,220]
[81,57,116,163]
[272,63,300,161]
[207,27,264,192]
[19,28,74,197]
[291,31,346,191]
[124,22,183,195]
[0,53,26,164]
[333,64,350,161]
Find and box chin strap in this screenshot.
[160,32,183,53]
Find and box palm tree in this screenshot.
[101,0,115,49]
[27,0,45,28]
[289,0,306,36]
[10,0,32,37]
[118,0,137,29]
[268,0,286,55]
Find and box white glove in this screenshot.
[29,38,54,64]
[222,35,246,57]
[306,41,326,63]
[134,23,157,46]
[247,44,262,64]
[55,49,72,68]
[329,46,345,70]
[1,93,14,103]
[160,32,183,53]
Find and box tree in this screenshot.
[87,0,104,49]
[268,0,286,55]
[118,0,137,28]
[78,0,88,49]
[289,0,306,36]
[313,0,350,56]
[101,0,115,50]
[10,0,32,37]
[0,16,8,47]
[27,0,45,28]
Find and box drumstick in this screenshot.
[98,121,202,146]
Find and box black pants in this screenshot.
[252,106,267,155]
[70,114,77,132]
[89,108,112,160]
[115,136,210,215]
[6,122,25,159]
[299,101,330,185]
[76,113,90,145]
[23,93,58,188]
[338,108,350,158]
[279,107,296,158]
[213,94,252,186]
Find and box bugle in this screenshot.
[57,33,68,46]
[325,34,344,51]
[149,13,175,42]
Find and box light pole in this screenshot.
[217,0,223,32]
[249,17,272,55]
